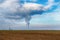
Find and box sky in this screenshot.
[0,0,60,30]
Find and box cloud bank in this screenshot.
[0,0,59,30]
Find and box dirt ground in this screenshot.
[0,30,60,40]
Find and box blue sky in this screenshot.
[0,0,60,30]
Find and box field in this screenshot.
[0,30,60,40]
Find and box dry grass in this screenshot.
[0,30,60,40]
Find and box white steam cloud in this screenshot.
[0,0,56,29]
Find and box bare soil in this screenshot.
[0,30,60,40]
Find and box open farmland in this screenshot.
[0,30,60,40]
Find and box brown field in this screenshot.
[0,30,60,40]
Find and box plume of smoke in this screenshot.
[25,15,31,29]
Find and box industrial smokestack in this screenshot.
[27,21,30,29]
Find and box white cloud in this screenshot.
[1,0,20,13]
[43,0,54,10]
[22,3,43,11]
